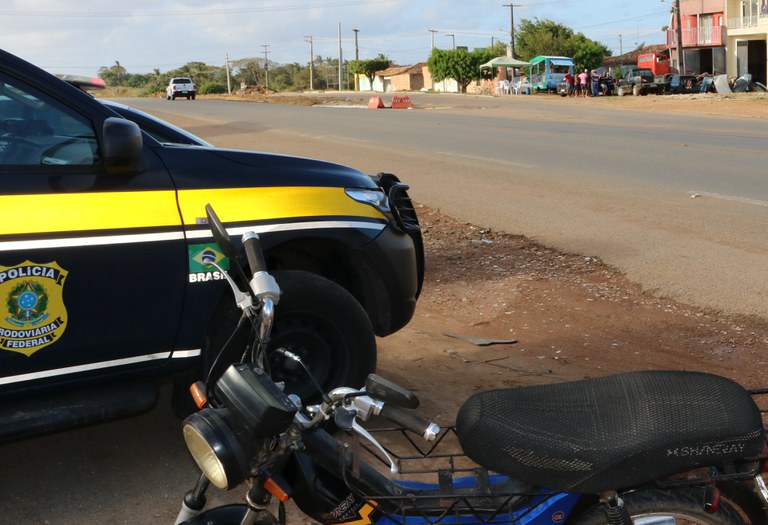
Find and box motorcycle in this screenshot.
[175,204,768,525]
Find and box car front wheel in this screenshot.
[199,270,377,404]
[267,271,377,401]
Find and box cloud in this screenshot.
[0,0,667,76]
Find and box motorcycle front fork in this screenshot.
[174,473,281,525]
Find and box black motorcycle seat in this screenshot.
[456,370,764,494]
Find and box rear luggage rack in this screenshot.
[342,425,567,524]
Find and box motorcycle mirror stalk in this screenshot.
[202,204,281,314]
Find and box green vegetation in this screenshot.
[198,82,227,95]
[515,18,611,73]
[348,54,391,91]
[427,47,498,93]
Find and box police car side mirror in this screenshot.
[103,117,142,174]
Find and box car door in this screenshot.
[0,71,187,393]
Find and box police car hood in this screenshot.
[196,147,380,189]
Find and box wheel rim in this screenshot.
[634,512,717,525]
[267,312,347,400]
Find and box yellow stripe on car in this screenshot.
[177,186,386,224]
[0,190,181,235]
[0,186,385,237]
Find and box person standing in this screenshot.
[590,70,600,97]
[564,70,574,97]
[578,69,588,97]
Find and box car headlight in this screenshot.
[345,188,390,214]
[182,408,252,490]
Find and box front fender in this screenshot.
[178,504,276,525]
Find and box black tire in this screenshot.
[574,488,746,525]
[193,270,376,406]
[191,93,196,100]
[267,270,376,401]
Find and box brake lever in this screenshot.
[351,419,398,475]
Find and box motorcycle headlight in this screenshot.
[182,408,252,490]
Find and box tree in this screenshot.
[232,58,261,87]
[348,54,390,91]
[427,48,495,93]
[98,61,128,87]
[571,34,612,73]
[516,19,577,60]
[514,18,610,72]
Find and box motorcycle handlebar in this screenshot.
[379,404,440,442]
[242,232,268,275]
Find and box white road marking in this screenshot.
[689,191,768,207]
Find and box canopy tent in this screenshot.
[479,56,531,71]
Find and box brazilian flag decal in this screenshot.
[188,244,229,283]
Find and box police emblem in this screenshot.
[0,261,68,356]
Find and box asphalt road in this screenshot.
[1,92,766,524]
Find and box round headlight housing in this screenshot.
[182,408,252,490]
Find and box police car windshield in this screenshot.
[102,101,213,147]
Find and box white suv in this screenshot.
[166,77,196,100]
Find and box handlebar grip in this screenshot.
[242,232,267,274]
[380,404,440,441]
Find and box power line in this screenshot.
[3,0,402,17]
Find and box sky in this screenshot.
[1,0,673,77]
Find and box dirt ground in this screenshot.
[375,204,768,423]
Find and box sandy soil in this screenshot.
[376,205,768,423]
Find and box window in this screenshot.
[0,75,98,166]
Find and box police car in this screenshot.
[0,48,423,441]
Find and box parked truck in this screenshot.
[637,52,676,77]
[616,66,668,96]
[634,53,698,94]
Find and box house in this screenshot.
[662,0,767,85]
[665,0,727,76]
[723,0,768,84]
[357,63,434,92]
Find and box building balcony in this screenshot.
[667,25,724,47]
[726,13,768,31]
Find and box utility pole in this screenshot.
[305,36,314,91]
[224,52,232,94]
[261,44,270,89]
[618,34,623,56]
[337,23,343,91]
[428,29,438,50]
[352,28,360,91]
[446,33,455,49]
[674,0,686,74]
[502,3,521,58]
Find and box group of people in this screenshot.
[563,69,615,97]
